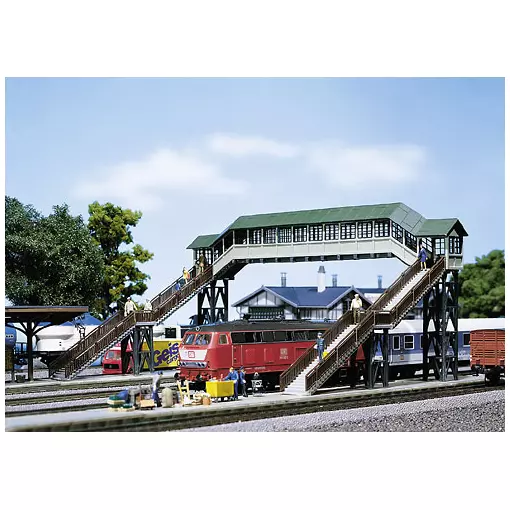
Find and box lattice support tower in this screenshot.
[121,324,155,375]
[197,279,229,325]
[362,329,390,389]
[422,270,459,382]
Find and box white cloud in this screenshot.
[206,133,300,158]
[73,148,249,211]
[306,142,426,188]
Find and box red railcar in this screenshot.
[178,320,364,389]
[471,328,505,384]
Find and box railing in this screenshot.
[370,259,422,312]
[279,311,355,391]
[279,261,423,392]
[48,264,214,378]
[385,256,446,326]
[304,256,447,393]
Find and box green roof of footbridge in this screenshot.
[187,234,221,249]
[186,203,467,249]
[416,219,468,237]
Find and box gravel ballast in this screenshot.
[178,390,505,432]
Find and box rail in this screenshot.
[48,264,214,378]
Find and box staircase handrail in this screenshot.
[48,265,214,378]
[305,256,446,392]
[370,259,422,312]
[279,311,355,391]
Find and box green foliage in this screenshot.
[5,197,104,306]
[459,250,505,318]
[88,201,154,319]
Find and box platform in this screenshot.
[5,373,487,431]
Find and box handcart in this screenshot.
[206,380,235,402]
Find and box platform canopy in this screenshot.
[5,306,89,325]
[5,306,89,382]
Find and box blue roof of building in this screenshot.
[265,286,353,308]
[61,312,102,326]
[233,285,424,309]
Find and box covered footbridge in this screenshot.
[47,202,467,388]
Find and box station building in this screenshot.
[232,266,423,322]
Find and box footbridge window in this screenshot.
[374,219,390,237]
[340,222,356,239]
[293,226,307,243]
[309,225,323,242]
[449,237,462,254]
[357,221,373,239]
[404,231,417,251]
[264,228,277,244]
[250,229,262,244]
[434,238,445,255]
[420,237,432,252]
[236,230,248,245]
[278,227,292,243]
[392,222,403,243]
[324,223,339,240]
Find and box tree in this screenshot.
[459,249,505,318]
[88,201,154,319]
[5,197,104,306]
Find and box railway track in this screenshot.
[6,379,503,430]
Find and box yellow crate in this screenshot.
[206,380,234,398]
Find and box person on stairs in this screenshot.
[316,332,325,362]
[350,294,363,323]
[124,297,136,317]
[418,244,427,270]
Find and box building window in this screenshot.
[392,336,400,350]
[309,225,323,242]
[250,229,262,244]
[374,220,390,237]
[392,222,403,243]
[301,309,312,319]
[264,228,277,244]
[324,223,339,241]
[314,309,325,319]
[463,333,470,346]
[248,307,284,320]
[293,226,307,243]
[278,227,292,243]
[340,222,356,239]
[404,230,417,251]
[404,335,414,349]
[434,238,445,255]
[357,221,373,239]
[449,237,462,254]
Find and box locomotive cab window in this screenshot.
[392,336,400,350]
[463,333,470,346]
[404,335,414,349]
[184,334,195,345]
[195,334,211,345]
[218,334,229,345]
[273,331,287,342]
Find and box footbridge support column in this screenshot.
[422,270,459,382]
[363,331,389,389]
[131,324,155,376]
[197,279,229,325]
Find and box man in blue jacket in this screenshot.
[223,367,239,400]
[316,332,325,362]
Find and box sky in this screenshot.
[5,78,505,324]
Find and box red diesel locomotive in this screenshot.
[178,320,364,390]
